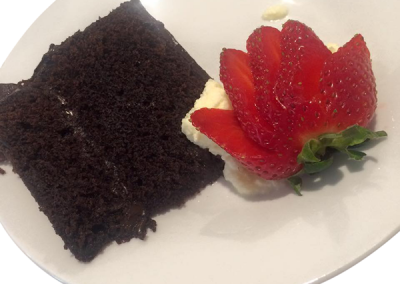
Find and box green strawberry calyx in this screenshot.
[287,125,388,196]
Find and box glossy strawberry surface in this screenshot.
[191,20,377,180]
[320,34,377,133]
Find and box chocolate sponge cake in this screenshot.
[0,0,223,261]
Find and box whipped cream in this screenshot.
[262,5,289,21]
[181,80,232,157]
[182,80,280,196]
[327,43,339,53]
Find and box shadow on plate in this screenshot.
[199,138,385,244]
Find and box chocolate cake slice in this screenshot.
[0,0,223,261]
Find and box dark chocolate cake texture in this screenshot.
[0,0,223,261]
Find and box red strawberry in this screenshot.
[276,21,331,107]
[273,20,332,143]
[320,34,377,132]
[220,49,276,149]
[190,108,301,179]
[246,26,282,122]
[191,20,385,187]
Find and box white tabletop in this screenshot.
[0,1,399,283]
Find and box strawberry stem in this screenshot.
[287,125,387,195]
[287,176,302,196]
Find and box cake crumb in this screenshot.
[0,168,6,175]
[262,4,289,21]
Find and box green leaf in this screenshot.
[375,130,388,137]
[303,156,334,174]
[287,176,303,196]
[297,139,321,164]
[300,125,387,163]
[323,125,387,150]
[288,125,387,195]
[340,149,366,160]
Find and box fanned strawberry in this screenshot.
[320,34,377,132]
[220,49,276,148]
[190,108,301,179]
[246,26,282,122]
[191,20,386,192]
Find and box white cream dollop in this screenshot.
[182,79,280,196]
[262,5,289,21]
[181,79,232,157]
[222,155,280,196]
[327,43,339,53]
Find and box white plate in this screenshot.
[0,0,399,283]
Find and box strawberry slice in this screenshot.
[273,20,332,142]
[191,108,301,180]
[246,26,282,121]
[276,20,331,104]
[320,34,377,132]
[220,49,276,149]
